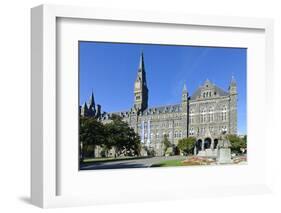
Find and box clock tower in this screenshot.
[133,52,148,112]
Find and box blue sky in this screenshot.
[79,41,247,134]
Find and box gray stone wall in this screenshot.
[189,96,232,138]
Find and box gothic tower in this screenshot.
[133,52,148,112]
[181,83,189,138]
[229,76,237,134]
[88,91,96,116]
[81,102,88,117]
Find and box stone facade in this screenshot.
[81,52,238,156]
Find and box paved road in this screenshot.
[80,156,187,170]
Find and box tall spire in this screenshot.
[134,51,148,112]
[88,91,95,108]
[138,51,145,72]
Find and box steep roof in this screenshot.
[107,103,182,118]
[190,80,229,100]
[144,104,182,114]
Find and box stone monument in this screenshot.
[217,131,232,164]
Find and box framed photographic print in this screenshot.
[31,4,274,208]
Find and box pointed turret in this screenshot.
[83,102,88,110]
[229,75,237,95]
[81,101,88,117]
[88,91,95,108]
[182,82,188,102]
[228,75,238,134]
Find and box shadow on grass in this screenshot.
[80,156,151,166]
[80,161,147,170]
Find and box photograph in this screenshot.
[79,41,247,170]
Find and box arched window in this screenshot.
[209,107,214,122]
[169,122,173,128]
[221,106,227,121]
[169,131,172,139]
[174,131,178,138]
[189,128,194,136]
[190,109,194,114]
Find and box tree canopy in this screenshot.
[80,115,141,158]
[228,134,247,154]
[162,134,172,154]
[177,137,196,155]
[104,115,141,156]
[80,117,106,147]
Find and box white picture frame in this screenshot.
[31,4,274,208]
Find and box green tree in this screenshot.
[80,117,106,159]
[177,137,196,156]
[104,115,141,157]
[80,114,142,159]
[228,134,247,154]
[162,134,172,154]
[242,135,247,144]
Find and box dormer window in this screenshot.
[202,91,212,98]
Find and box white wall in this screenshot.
[0,0,280,212]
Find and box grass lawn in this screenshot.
[151,159,201,167]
